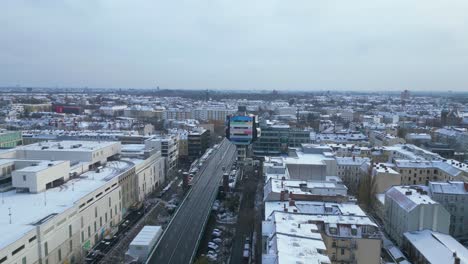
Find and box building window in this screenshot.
[22,257,26,264]
[69,225,72,238]
[44,242,48,256]
[69,240,73,252]
[58,249,62,261]
[23,175,26,181]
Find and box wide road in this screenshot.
[146,139,237,264]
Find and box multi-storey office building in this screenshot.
[0,130,22,149]
[252,122,311,157]
[145,134,179,175]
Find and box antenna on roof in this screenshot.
[8,207,12,224]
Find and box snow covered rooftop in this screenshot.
[0,160,134,249]
[404,230,468,264]
[395,159,467,177]
[130,226,162,246]
[336,156,369,166]
[264,201,376,228]
[265,178,347,199]
[429,181,468,195]
[385,186,437,212]
[17,140,119,152]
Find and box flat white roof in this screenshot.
[267,178,346,195]
[17,140,119,152]
[274,233,330,264]
[130,226,161,246]
[264,201,374,226]
[14,160,67,173]
[0,160,134,249]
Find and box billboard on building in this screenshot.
[226,115,258,145]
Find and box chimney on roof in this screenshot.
[280,191,285,201]
[289,198,295,207]
[352,155,355,162]
[464,182,468,192]
[454,252,460,264]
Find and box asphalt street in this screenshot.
[146,139,237,264]
[229,167,259,264]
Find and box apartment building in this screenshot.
[403,230,468,264]
[384,186,450,246]
[369,130,405,147]
[429,181,468,239]
[164,108,192,120]
[263,201,381,264]
[395,159,468,185]
[371,163,401,194]
[262,218,331,264]
[263,178,348,203]
[192,107,236,121]
[188,128,210,161]
[335,156,369,194]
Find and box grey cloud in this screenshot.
[1,0,467,91]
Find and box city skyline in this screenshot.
[2,0,468,91]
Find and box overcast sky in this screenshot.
[1,0,468,91]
